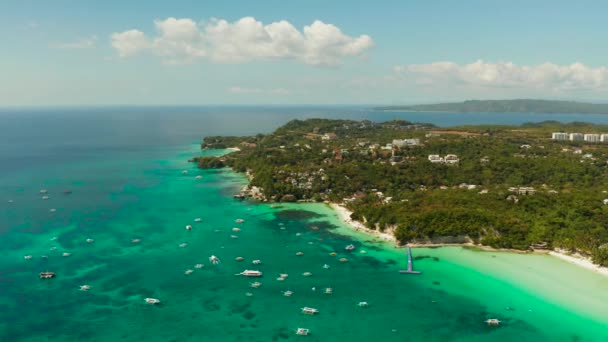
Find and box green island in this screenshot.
[194,118,608,266]
[376,99,608,114]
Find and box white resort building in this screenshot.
[584,134,601,143]
[569,133,584,141]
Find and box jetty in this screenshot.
[399,247,421,274]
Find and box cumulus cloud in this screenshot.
[228,86,291,95]
[395,60,608,91]
[50,35,97,49]
[110,17,373,66]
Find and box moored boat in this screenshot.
[345,244,355,251]
[186,225,192,230]
[296,328,310,336]
[249,282,261,288]
[301,307,318,315]
[357,301,369,307]
[145,298,160,304]
[209,255,221,264]
[485,318,501,326]
[282,290,293,297]
[39,271,55,279]
[236,270,262,277]
[79,285,91,291]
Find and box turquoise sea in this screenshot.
[1,107,607,341]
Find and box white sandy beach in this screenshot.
[329,203,608,276]
[549,249,608,276]
[329,203,397,243]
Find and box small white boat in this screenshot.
[40,189,48,194]
[276,277,285,281]
[182,170,188,174]
[245,292,253,297]
[280,227,286,230]
[302,272,312,277]
[339,258,348,263]
[62,252,71,257]
[296,252,304,256]
[209,255,220,264]
[296,328,309,336]
[295,233,302,236]
[282,290,293,297]
[235,219,244,223]
[252,260,262,265]
[195,175,202,179]
[178,243,188,248]
[24,255,32,260]
[301,307,318,315]
[236,270,262,277]
[184,269,194,275]
[280,273,288,278]
[79,285,91,291]
[322,264,330,269]
[324,287,333,294]
[249,282,261,288]
[50,237,58,241]
[50,247,57,251]
[194,218,202,222]
[186,225,193,230]
[8,199,13,203]
[345,244,355,251]
[131,238,141,243]
[194,264,204,269]
[360,250,367,254]
[214,229,220,233]
[42,196,49,200]
[358,301,369,307]
[49,208,56,213]
[230,235,238,239]
[485,318,501,326]
[86,238,94,243]
[232,227,241,232]
[145,298,160,304]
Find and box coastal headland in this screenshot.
[194,118,608,272]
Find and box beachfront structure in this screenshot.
[552,132,569,141]
[569,133,584,141]
[584,134,601,143]
[444,154,459,164]
[601,134,608,143]
[428,154,459,164]
[428,154,443,163]
[508,187,536,195]
[392,138,420,147]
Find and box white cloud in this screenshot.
[228,86,291,95]
[110,17,373,66]
[50,35,97,49]
[395,60,608,92]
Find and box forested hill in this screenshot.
[194,119,608,266]
[376,99,608,114]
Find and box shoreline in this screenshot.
[328,202,608,276]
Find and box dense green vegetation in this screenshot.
[376,99,608,114]
[194,119,608,266]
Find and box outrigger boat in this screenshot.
[194,264,204,269]
[345,244,355,251]
[322,264,330,269]
[39,271,55,279]
[282,290,293,297]
[79,285,91,291]
[324,287,333,294]
[249,282,262,288]
[301,307,318,315]
[252,260,262,265]
[485,318,501,326]
[195,175,202,179]
[194,218,202,222]
[62,252,71,257]
[295,328,310,336]
[145,298,160,304]
[209,255,220,264]
[236,270,262,277]
[235,219,244,223]
[357,301,369,307]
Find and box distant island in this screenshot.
[194,119,608,267]
[375,99,608,114]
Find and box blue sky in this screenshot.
[2,0,608,106]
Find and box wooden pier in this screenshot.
[399,247,421,274]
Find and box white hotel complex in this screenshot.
[552,132,608,143]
